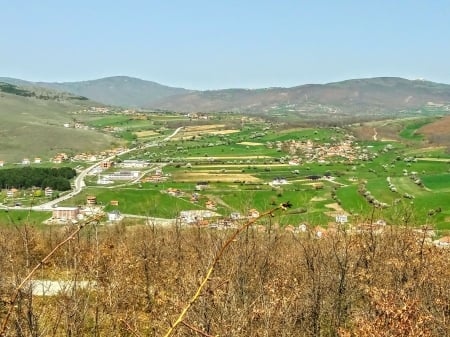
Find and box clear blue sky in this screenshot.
[1,0,449,89]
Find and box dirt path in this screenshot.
[373,128,378,141]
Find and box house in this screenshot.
[179,210,215,224]
[107,210,122,222]
[434,236,450,247]
[101,161,113,169]
[167,188,183,197]
[110,200,119,206]
[86,195,97,205]
[195,181,209,191]
[335,215,348,223]
[52,207,79,221]
[205,200,216,210]
[270,177,288,186]
[230,212,241,220]
[44,187,53,197]
[248,209,260,218]
[0,160,4,167]
[191,193,199,203]
[22,158,30,165]
[7,188,19,198]
[34,157,42,164]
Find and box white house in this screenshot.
[107,210,122,222]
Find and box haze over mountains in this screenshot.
[1,76,450,116]
[0,76,191,107]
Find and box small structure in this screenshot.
[44,187,53,197]
[34,157,42,164]
[52,207,80,221]
[179,210,216,224]
[107,210,122,222]
[101,161,113,169]
[248,209,260,218]
[270,177,288,186]
[230,212,241,220]
[22,158,30,165]
[335,215,348,223]
[195,181,209,191]
[86,195,97,205]
[120,160,150,168]
[110,200,119,206]
[7,188,19,198]
[105,171,139,180]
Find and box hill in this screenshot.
[0,82,120,162]
[0,76,192,107]
[2,76,450,120]
[151,77,450,118]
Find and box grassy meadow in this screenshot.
[1,110,449,230]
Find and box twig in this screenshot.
[181,320,216,337]
[120,319,143,337]
[0,214,103,336]
[162,202,291,337]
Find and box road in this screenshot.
[32,127,183,211]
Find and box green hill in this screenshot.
[0,76,192,108]
[0,83,120,162]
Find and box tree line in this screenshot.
[0,166,76,191]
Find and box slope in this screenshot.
[0,76,192,107]
[0,83,120,162]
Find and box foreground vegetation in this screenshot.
[0,219,449,336]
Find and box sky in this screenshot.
[0,0,449,89]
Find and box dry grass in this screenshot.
[237,142,264,146]
[135,130,159,138]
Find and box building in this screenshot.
[44,187,53,197]
[120,160,150,168]
[52,207,80,220]
[86,195,97,205]
[105,171,140,180]
[7,188,19,198]
[101,161,113,169]
[107,210,122,222]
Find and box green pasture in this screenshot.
[64,187,203,218]
[399,118,435,140]
[0,209,51,227]
[421,173,450,191]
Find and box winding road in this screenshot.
[32,127,183,211]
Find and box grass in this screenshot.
[399,118,435,140]
[0,209,52,227]
[0,92,121,162]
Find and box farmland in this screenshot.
[1,111,450,232]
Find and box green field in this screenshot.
[1,112,449,230]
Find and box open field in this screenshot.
[1,111,450,230]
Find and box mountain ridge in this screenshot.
[0,76,193,107]
[1,76,450,116]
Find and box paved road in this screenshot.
[31,127,183,211]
